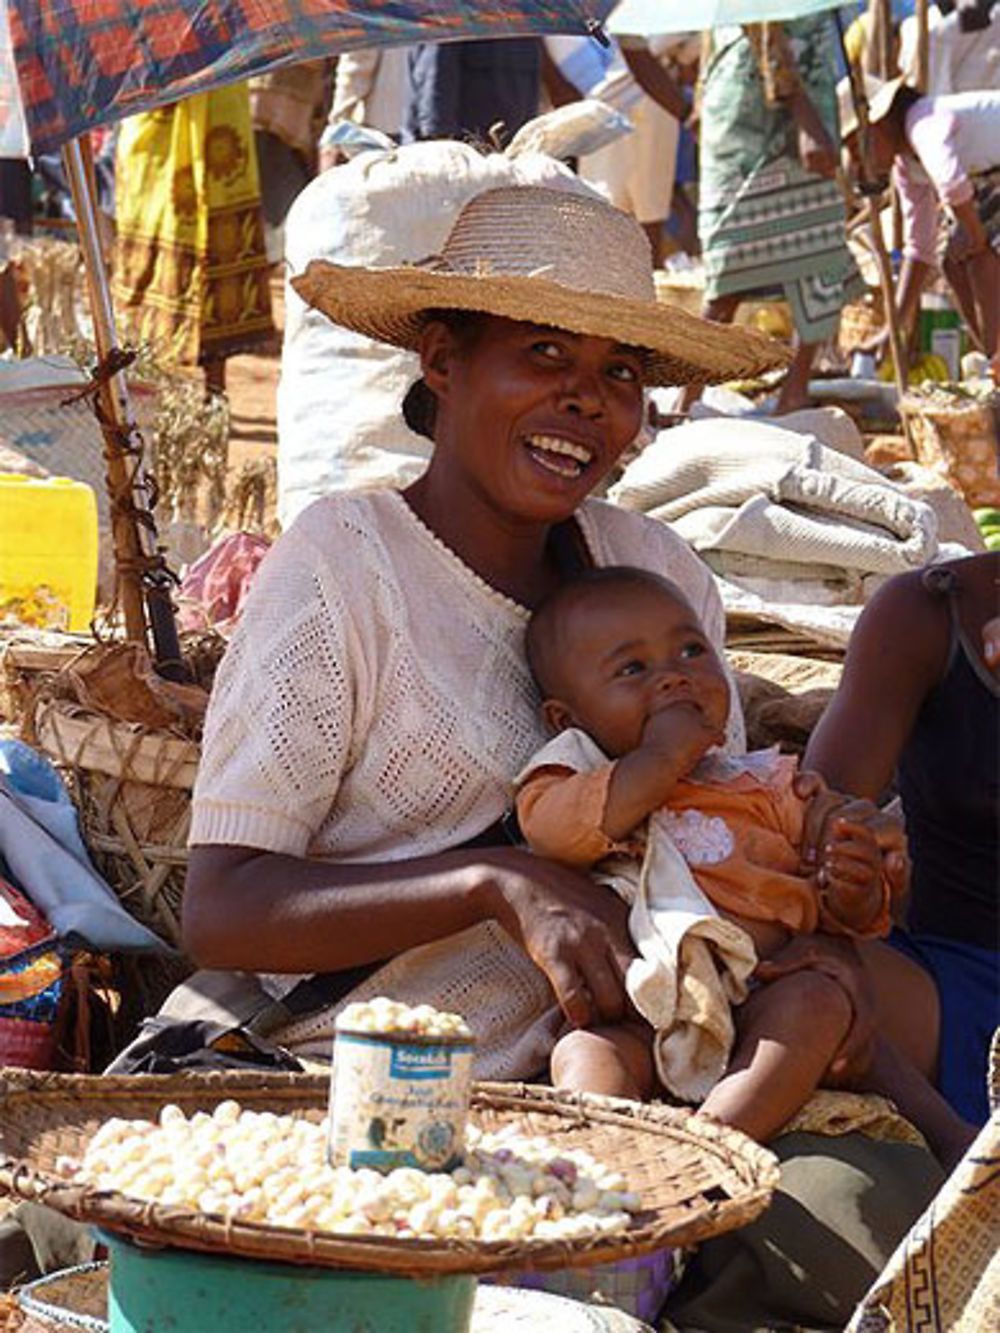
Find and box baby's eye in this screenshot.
[616,659,645,678]
[679,641,706,659]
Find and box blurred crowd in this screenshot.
[1,1,998,395]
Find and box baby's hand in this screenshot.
[816,812,889,936]
[640,704,724,774]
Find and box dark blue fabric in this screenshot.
[403,38,540,147]
[897,573,999,947]
[888,926,998,1125]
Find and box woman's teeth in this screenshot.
[524,434,594,478]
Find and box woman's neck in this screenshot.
[402,476,569,609]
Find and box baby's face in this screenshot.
[549,580,730,757]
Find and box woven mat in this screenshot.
[0,1071,778,1278]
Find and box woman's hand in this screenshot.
[755,934,876,1085]
[480,848,635,1030]
[789,90,837,179]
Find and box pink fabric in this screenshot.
[177,532,272,634]
[897,93,1000,262]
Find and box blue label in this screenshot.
[389,1044,452,1080]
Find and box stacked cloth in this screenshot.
[610,418,972,651]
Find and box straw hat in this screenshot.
[838,74,907,140]
[291,185,790,386]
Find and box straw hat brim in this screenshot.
[292,261,792,386]
[840,74,907,139]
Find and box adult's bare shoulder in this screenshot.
[805,568,950,798]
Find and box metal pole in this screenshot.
[61,135,185,675]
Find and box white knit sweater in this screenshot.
[190,488,742,1075]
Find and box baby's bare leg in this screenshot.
[700,971,852,1142]
[551,1022,655,1101]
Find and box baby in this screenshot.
[518,566,973,1166]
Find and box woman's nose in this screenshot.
[557,368,604,417]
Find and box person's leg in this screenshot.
[699,971,851,1143]
[678,293,743,412]
[774,340,819,414]
[966,249,1000,367]
[862,1036,976,1173]
[642,220,666,270]
[551,1022,655,1101]
[858,938,940,1079]
[942,254,985,353]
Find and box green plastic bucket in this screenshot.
[101,1233,477,1333]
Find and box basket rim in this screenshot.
[0,1070,779,1277]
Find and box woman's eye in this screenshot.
[532,340,563,360]
[607,361,639,383]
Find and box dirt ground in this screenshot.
[223,272,282,488]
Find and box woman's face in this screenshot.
[420,314,645,526]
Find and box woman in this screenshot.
[806,552,999,1126]
[691,17,863,412]
[113,83,275,395]
[184,183,943,1328]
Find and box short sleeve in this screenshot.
[190,524,370,855]
[516,765,624,867]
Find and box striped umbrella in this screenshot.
[10,0,613,154]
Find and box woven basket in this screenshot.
[900,390,1000,508]
[0,1070,779,1278]
[30,695,198,950]
[837,292,885,355]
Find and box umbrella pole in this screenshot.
[61,135,184,674]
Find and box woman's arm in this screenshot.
[184,842,635,1031]
[803,572,949,801]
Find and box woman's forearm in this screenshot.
[183,844,505,972]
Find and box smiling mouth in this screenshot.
[523,433,595,479]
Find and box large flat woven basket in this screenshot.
[0,1070,778,1277]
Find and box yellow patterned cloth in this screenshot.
[113,84,274,367]
[847,1111,1000,1332]
[785,1089,929,1150]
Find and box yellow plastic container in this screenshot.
[0,474,98,631]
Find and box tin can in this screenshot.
[328,1027,475,1173]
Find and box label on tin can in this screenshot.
[328,1030,475,1172]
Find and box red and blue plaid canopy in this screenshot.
[11,0,613,154]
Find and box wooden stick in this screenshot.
[62,136,148,647]
[866,195,915,449]
[61,136,185,675]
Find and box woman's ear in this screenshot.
[418,319,457,401]
[541,698,577,735]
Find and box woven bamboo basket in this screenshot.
[900,390,1000,508]
[0,1070,779,1277]
[30,696,198,950]
[836,291,885,355]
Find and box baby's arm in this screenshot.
[603,707,726,840]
